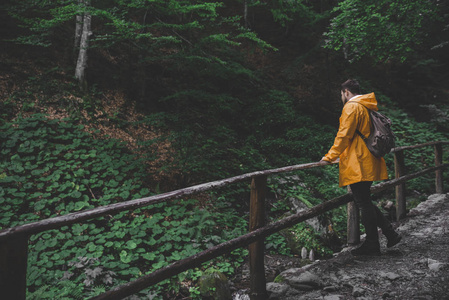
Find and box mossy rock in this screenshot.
[198,268,232,300]
[273,274,285,283]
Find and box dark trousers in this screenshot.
[350,181,393,242]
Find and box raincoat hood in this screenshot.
[348,92,378,111]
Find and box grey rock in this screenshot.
[324,295,345,300]
[323,285,338,292]
[352,286,365,297]
[309,249,315,261]
[301,247,308,259]
[428,262,445,272]
[266,282,290,299]
[382,291,398,299]
[290,283,314,291]
[380,271,401,280]
[285,271,323,290]
[279,267,304,277]
[284,287,302,298]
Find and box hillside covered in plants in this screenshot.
[1,0,449,299]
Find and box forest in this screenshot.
[0,0,448,299]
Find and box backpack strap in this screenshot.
[353,102,371,141]
[355,129,368,140]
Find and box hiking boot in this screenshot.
[386,231,402,248]
[351,240,381,256]
[382,227,402,248]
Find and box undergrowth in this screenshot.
[0,113,248,299]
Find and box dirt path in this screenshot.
[233,193,449,300]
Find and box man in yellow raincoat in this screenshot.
[320,79,401,256]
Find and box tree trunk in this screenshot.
[74,0,84,61]
[75,0,91,91]
[244,0,248,28]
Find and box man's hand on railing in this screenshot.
[318,159,331,165]
[318,158,339,165]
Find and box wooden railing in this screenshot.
[0,141,448,300]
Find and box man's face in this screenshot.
[341,90,348,105]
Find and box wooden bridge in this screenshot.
[0,141,448,299]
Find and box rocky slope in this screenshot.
[264,193,449,299]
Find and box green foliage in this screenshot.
[419,104,449,132]
[266,170,348,250]
[266,232,292,256]
[7,0,273,55]
[0,98,15,124]
[286,223,333,258]
[157,85,339,186]
[0,113,146,228]
[0,113,250,299]
[2,68,82,123]
[27,280,84,300]
[324,0,438,62]
[267,0,323,28]
[7,0,84,47]
[247,90,337,167]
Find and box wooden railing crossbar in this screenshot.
[0,162,338,241]
[0,141,447,300]
[391,140,449,153]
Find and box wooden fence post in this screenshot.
[347,201,360,246]
[249,176,267,300]
[435,143,444,194]
[394,150,407,220]
[346,186,360,245]
[0,235,29,300]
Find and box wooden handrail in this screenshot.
[0,161,339,241]
[391,141,449,153]
[372,163,448,193]
[0,141,447,300]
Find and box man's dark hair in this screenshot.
[341,79,361,95]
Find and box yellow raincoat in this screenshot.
[322,93,388,187]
